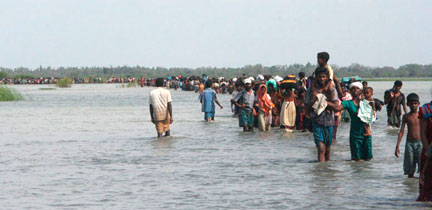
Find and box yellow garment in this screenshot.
[326,64,335,87]
[326,64,334,81]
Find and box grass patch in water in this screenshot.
[117,81,138,88]
[39,87,56,90]
[56,78,72,88]
[0,86,24,101]
[127,81,138,88]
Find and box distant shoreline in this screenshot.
[363,77,432,81]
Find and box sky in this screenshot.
[0,0,431,69]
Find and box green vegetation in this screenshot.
[56,78,72,88]
[0,86,23,101]
[2,63,432,79]
[39,87,56,90]
[14,74,35,79]
[0,71,7,79]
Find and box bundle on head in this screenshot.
[280,75,298,94]
[280,75,297,90]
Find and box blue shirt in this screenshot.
[199,88,217,113]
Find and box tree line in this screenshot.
[1,63,431,79]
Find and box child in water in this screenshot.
[358,87,376,136]
[395,93,422,178]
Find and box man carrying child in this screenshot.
[306,67,338,162]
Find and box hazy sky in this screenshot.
[0,0,431,68]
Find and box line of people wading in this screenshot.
[148,52,432,201]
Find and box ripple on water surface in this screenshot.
[1,82,431,209]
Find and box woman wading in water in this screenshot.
[328,82,373,161]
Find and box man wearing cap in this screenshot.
[149,78,173,138]
[328,81,373,161]
[231,78,255,132]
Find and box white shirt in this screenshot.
[149,87,172,121]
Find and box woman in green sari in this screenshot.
[328,82,372,161]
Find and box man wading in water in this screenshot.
[384,80,408,128]
[231,79,255,132]
[305,67,338,162]
[149,78,173,138]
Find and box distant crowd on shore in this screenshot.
[0,77,144,85]
[148,52,432,202]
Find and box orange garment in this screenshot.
[257,84,274,115]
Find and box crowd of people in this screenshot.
[0,76,142,85]
[148,51,432,202]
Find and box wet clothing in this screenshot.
[350,135,373,160]
[385,90,405,127]
[258,112,272,131]
[155,116,170,134]
[404,141,422,175]
[239,109,254,129]
[280,100,296,131]
[313,123,334,146]
[149,87,172,121]
[342,100,373,160]
[199,88,218,120]
[199,88,217,113]
[204,112,215,120]
[306,87,338,147]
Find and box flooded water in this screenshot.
[1,81,432,209]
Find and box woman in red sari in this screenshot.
[417,101,432,201]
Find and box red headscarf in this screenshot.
[257,84,274,115]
